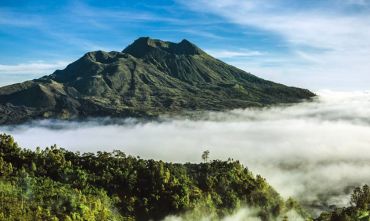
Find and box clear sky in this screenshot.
[1,0,370,90]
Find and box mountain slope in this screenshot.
[0,37,315,124]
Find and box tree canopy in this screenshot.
[0,134,312,221]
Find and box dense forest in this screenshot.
[0,133,368,221]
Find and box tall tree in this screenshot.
[201,150,210,163]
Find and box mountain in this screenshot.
[0,37,315,125]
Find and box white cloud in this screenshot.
[2,91,370,215]
[180,0,370,49]
[0,61,69,74]
[68,1,186,27]
[205,49,263,58]
[343,0,370,6]
[0,9,44,27]
[179,0,370,90]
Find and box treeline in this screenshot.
[0,134,307,221]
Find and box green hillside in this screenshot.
[0,134,308,221]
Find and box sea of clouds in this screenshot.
[1,91,370,216]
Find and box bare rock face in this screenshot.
[0,37,315,125]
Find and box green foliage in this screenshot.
[0,134,305,220]
[351,185,370,210]
[201,150,210,163]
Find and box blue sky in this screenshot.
[1,0,370,90]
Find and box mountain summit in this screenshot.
[0,37,315,124]
[122,37,204,57]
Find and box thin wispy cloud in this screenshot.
[176,29,225,39]
[0,8,44,27]
[0,61,69,74]
[205,49,263,58]
[179,0,370,90]
[67,2,184,25]
[343,0,370,6]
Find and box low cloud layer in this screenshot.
[162,208,304,221]
[1,91,370,215]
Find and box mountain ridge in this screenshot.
[0,37,315,125]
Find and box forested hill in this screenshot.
[0,134,307,221]
[0,37,315,125]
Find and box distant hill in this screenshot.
[0,37,315,124]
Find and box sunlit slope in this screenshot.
[0,37,315,124]
[0,134,309,220]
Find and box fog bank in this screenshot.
[162,208,304,221]
[1,90,370,214]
